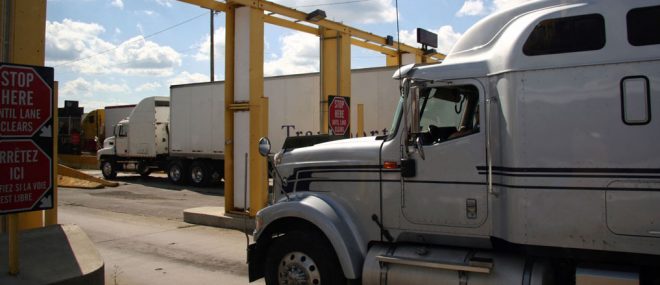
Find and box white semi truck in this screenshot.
[97,67,401,186]
[248,1,660,284]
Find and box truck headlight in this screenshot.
[274,152,282,166]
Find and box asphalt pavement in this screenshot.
[58,171,264,285]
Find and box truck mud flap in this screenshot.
[248,243,264,282]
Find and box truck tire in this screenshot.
[265,230,346,285]
[137,162,152,178]
[168,160,188,185]
[190,160,211,187]
[100,160,117,179]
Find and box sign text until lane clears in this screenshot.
[0,65,53,137]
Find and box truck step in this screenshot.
[375,255,492,274]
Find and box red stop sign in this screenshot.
[0,140,52,213]
[0,65,53,137]
[329,96,350,136]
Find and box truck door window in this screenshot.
[418,85,479,145]
[627,5,660,46]
[118,125,128,137]
[523,14,605,56]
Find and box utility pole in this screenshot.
[210,9,214,82]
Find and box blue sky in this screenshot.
[46,0,529,111]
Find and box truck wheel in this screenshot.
[265,230,346,285]
[137,162,152,178]
[101,160,117,179]
[168,161,188,185]
[190,160,210,187]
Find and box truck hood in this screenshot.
[278,136,384,171]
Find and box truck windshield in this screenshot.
[387,96,405,140]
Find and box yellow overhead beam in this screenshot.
[178,0,227,11]
[263,15,318,35]
[178,0,445,62]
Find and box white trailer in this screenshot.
[98,67,401,186]
[104,104,136,140]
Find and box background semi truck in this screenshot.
[247,1,660,284]
[98,67,400,186]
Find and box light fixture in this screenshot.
[306,9,326,22]
[385,35,394,46]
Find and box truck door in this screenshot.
[401,81,487,229]
[115,124,129,156]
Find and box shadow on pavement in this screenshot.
[105,174,225,197]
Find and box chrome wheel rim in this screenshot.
[191,166,204,183]
[278,251,320,285]
[170,166,181,181]
[102,162,113,176]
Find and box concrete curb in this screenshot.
[183,207,255,233]
[0,224,104,285]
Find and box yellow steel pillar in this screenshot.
[226,1,268,216]
[357,104,364,137]
[320,28,351,134]
[1,0,48,230]
[224,3,236,212]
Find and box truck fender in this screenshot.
[255,194,366,279]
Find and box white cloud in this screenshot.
[193,27,226,62]
[46,19,182,77]
[155,0,173,7]
[456,0,533,16]
[135,82,162,92]
[399,26,462,55]
[110,0,124,9]
[264,32,319,76]
[493,0,532,11]
[168,71,209,85]
[457,0,487,17]
[273,0,396,24]
[61,77,130,98]
[142,10,156,16]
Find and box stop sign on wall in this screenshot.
[328,96,350,136]
[0,65,53,137]
[0,63,54,214]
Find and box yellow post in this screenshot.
[225,1,268,216]
[4,0,47,231]
[246,4,267,216]
[224,3,235,212]
[8,214,18,275]
[320,28,351,134]
[45,81,59,226]
[386,54,400,67]
[357,104,364,137]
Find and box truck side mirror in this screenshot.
[258,137,271,157]
[411,87,421,135]
[400,158,416,178]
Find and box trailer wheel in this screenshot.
[100,160,117,179]
[190,160,210,187]
[168,160,188,185]
[137,162,152,178]
[265,230,345,285]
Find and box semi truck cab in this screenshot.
[248,1,660,284]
